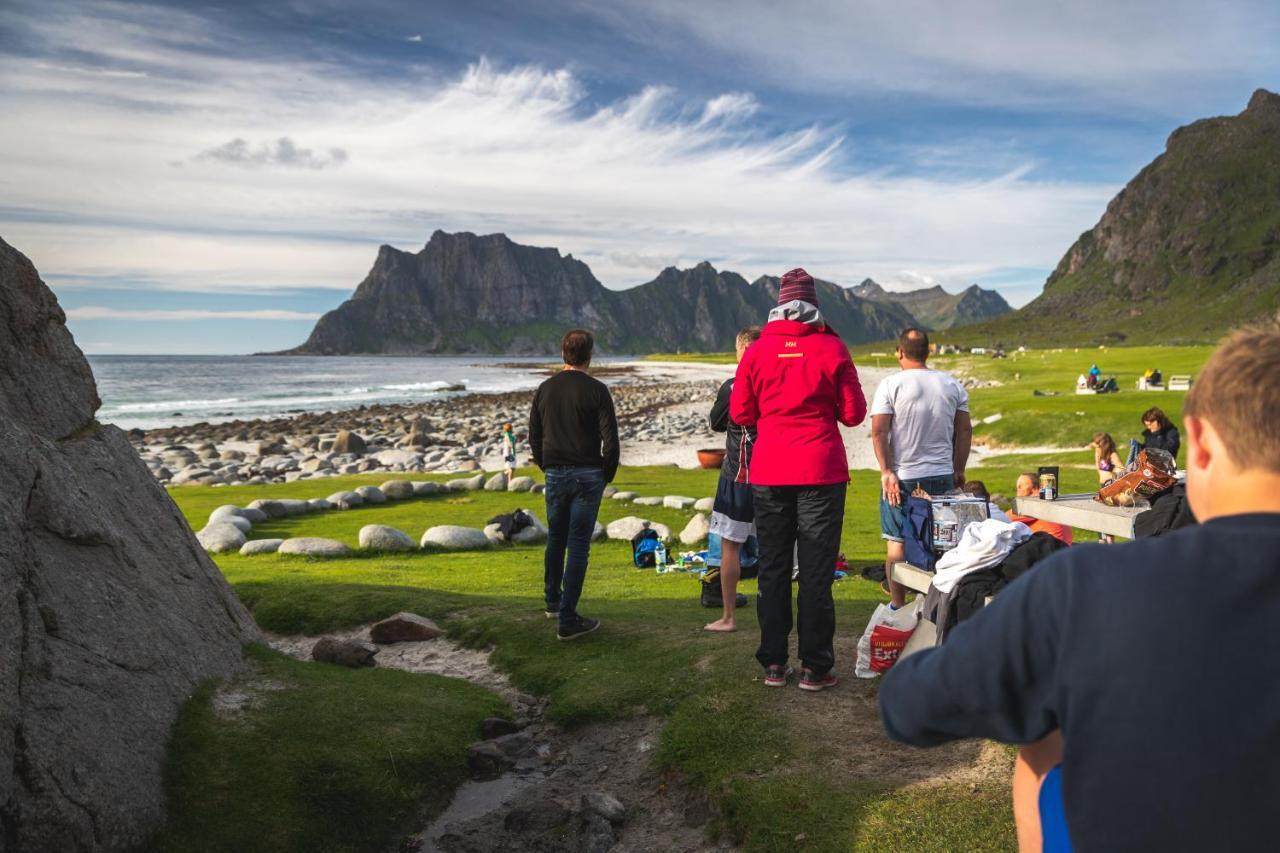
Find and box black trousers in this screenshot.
[752,482,847,674]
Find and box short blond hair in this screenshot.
[735,326,761,350]
[1184,323,1280,472]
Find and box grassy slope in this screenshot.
[160,447,1116,853]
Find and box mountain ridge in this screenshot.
[850,279,1012,330]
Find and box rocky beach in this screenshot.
[126,361,917,487]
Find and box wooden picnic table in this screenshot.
[1013,493,1146,539]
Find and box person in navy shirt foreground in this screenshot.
[879,324,1280,852]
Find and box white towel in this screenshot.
[931,518,1032,593]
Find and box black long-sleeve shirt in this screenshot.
[528,369,620,482]
[1141,424,1181,462]
[879,513,1280,851]
[709,378,755,483]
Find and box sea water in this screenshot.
[86,355,580,431]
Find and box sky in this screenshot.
[2,1,1277,354]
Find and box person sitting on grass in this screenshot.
[704,325,762,633]
[879,324,1280,851]
[1090,432,1123,485]
[1137,405,1181,463]
[1008,473,1073,545]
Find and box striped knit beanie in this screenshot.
[778,268,817,306]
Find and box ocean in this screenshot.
[86,355,579,431]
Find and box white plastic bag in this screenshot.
[855,599,921,679]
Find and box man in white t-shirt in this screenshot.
[870,328,972,609]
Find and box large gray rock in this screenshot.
[446,473,486,491]
[694,497,716,513]
[0,236,258,851]
[331,429,366,455]
[247,498,287,518]
[277,498,311,516]
[312,637,377,668]
[421,525,492,550]
[411,481,446,496]
[355,485,387,504]
[679,513,711,545]
[327,490,364,509]
[358,524,416,552]
[239,538,284,555]
[606,516,657,542]
[611,491,638,501]
[483,471,508,491]
[507,475,535,492]
[510,511,548,545]
[633,496,664,506]
[664,495,697,510]
[278,537,353,557]
[196,522,248,553]
[379,480,415,500]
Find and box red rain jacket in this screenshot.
[729,319,866,486]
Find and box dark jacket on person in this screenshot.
[1141,424,1181,462]
[880,514,1280,851]
[1135,483,1196,538]
[528,369,620,482]
[709,378,756,483]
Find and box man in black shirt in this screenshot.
[529,329,619,640]
[880,324,1280,850]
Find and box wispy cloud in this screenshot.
[406,34,423,42]
[195,137,348,169]
[66,307,321,320]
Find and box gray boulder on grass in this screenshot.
[602,485,618,498]
[358,524,416,552]
[327,490,364,509]
[483,522,505,544]
[484,471,508,491]
[421,525,492,550]
[216,515,252,534]
[312,637,377,667]
[0,236,259,850]
[307,498,333,512]
[355,485,387,504]
[370,612,443,643]
[239,506,269,523]
[331,429,367,455]
[611,491,638,501]
[507,475,535,492]
[634,496,664,506]
[694,497,716,513]
[511,512,548,545]
[278,537,353,557]
[412,481,446,496]
[446,473,486,491]
[592,521,606,542]
[208,504,248,524]
[239,538,284,555]
[606,516,670,543]
[679,513,711,545]
[197,523,248,553]
[380,480,415,500]
[664,495,697,510]
[247,498,287,518]
[277,498,311,516]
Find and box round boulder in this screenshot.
[507,476,535,492]
[412,481,446,496]
[355,485,387,504]
[247,499,287,518]
[239,538,284,555]
[380,480,415,500]
[634,496,664,506]
[446,473,486,491]
[196,523,247,553]
[421,525,492,550]
[277,499,311,516]
[370,612,443,644]
[358,524,416,552]
[307,498,334,512]
[327,490,363,509]
[331,429,367,455]
[208,505,248,524]
[694,497,716,513]
[679,513,711,545]
[610,491,638,501]
[483,471,509,491]
[278,537,353,557]
[606,516,650,542]
[591,521,606,542]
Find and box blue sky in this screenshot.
[2,0,1277,354]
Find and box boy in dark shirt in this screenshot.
[528,329,619,640]
[880,324,1280,850]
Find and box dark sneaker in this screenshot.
[544,607,559,619]
[799,668,837,692]
[557,617,601,641]
[762,664,793,688]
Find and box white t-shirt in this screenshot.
[870,368,969,480]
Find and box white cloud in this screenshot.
[66,307,321,320]
[195,137,348,169]
[406,34,423,42]
[0,4,1123,308]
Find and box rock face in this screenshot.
[0,236,259,851]
[849,279,1012,330]
[277,231,923,355]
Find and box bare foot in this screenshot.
[703,619,737,633]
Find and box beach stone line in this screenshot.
[380,479,415,500]
[307,498,333,512]
[355,485,387,504]
[370,612,443,644]
[278,537,353,557]
[484,471,509,491]
[312,637,378,668]
[679,513,711,545]
[216,515,253,534]
[610,491,638,501]
[664,495,697,510]
[331,429,366,455]
[421,525,492,550]
[633,496,664,506]
[358,524,416,552]
[0,235,259,850]
[277,498,310,516]
[197,522,248,553]
[507,475,535,492]
[208,504,250,524]
[694,497,716,513]
[239,538,284,555]
[247,498,287,518]
[446,473,486,491]
[412,480,447,496]
[327,490,364,509]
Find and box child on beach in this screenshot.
[501,422,517,479]
[1091,432,1123,485]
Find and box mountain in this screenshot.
[953,88,1280,345]
[283,230,916,354]
[850,279,1012,330]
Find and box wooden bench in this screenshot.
[1166,374,1192,391]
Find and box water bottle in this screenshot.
[655,542,669,573]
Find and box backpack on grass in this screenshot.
[632,528,664,568]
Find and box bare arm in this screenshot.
[871,414,900,506]
[953,410,972,487]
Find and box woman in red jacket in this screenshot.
[730,268,867,691]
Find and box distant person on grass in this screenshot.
[704,325,762,633]
[1008,473,1073,545]
[880,324,1280,851]
[730,268,866,691]
[872,328,972,609]
[501,421,518,480]
[528,329,619,641]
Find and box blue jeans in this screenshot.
[879,474,955,542]
[543,466,606,625]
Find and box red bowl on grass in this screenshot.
[697,448,726,469]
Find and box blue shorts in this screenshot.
[709,477,755,542]
[880,474,954,542]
